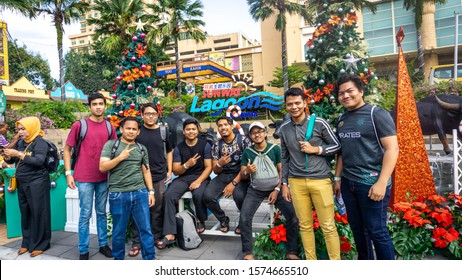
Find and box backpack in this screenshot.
[44,140,60,173]
[19,138,60,173]
[175,210,202,250]
[110,139,147,168]
[71,118,113,169]
[247,144,280,191]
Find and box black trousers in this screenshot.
[203,173,248,223]
[17,175,51,252]
[162,174,210,235]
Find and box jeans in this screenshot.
[203,173,248,223]
[341,177,395,260]
[78,181,109,254]
[109,188,155,260]
[131,177,167,247]
[240,187,299,255]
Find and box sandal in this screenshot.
[128,246,140,257]
[234,227,241,235]
[286,253,301,260]
[18,247,28,255]
[30,250,43,257]
[243,253,255,260]
[219,216,230,233]
[197,222,205,234]
[156,236,176,250]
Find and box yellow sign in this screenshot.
[0,21,9,85]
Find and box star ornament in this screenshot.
[134,19,147,31]
[343,53,361,71]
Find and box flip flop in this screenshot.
[197,222,205,234]
[286,253,301,260]
[156,236,176,250]
[219,217,230,233]
[234,227,241,235]
[128,246,140,257]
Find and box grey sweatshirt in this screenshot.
[280,114,340,183]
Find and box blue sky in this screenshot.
[0,0,261,82]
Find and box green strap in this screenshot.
[304,114,317,171]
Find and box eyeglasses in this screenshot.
[250,130,265,136]
[143,112,158,117]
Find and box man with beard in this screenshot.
[128,103,173,256]
[239,122,300,260]
[203,117,251,234]
[64,93,117,260]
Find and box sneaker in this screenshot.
[79,252,89,260]
[99,245,113,258]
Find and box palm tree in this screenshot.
[87,0,147,55]
[2,0,89,101]
[247,0,310,93]
[403,0,447,75]
[147,0,206,98]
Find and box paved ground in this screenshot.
[0,197,273,260]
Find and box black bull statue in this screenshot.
[162,112,217,147]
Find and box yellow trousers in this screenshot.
[289,178,340,260]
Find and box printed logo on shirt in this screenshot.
[338,121,344,127]
[338,132,361,138]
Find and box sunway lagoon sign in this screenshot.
[189,82,284,118]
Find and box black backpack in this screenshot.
[44,140,60,173]
[71,118,113,169]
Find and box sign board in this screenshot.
[0,90,6,114]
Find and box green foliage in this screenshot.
[7,39,54,89]
[413,80,462,101]
[365,79,396,111]
[268,65,309,88]
[15,100,86,129]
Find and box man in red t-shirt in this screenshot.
[63,93,117,260]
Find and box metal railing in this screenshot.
[453,129,462,194]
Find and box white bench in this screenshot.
[179,191,275,237]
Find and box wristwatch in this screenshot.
[232,181,238,186]
[148,190,155,195]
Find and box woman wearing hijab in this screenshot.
[3,116,51,257]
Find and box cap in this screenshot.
[249,121,266,132]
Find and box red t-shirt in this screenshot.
[66,118,117,182]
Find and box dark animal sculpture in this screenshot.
[268,112,291,139]
[161,112,217,147]
[391,94,462,154]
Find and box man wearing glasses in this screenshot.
[239,122,300,260]
[128,103,173,256]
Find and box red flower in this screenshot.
[393,202,412,213]
[269,224,287,244]
[432,228,449,248]
[339,236,352,252]
[272,211,281,225]
[334,212,348,224]
[312,210,320,230]
[429,208,453,228]
[427,195,446,205]
[403,209,431,227]
[447,227,460,242]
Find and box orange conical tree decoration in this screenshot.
[391,26,436,204]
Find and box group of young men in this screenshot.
[63,73,398,260]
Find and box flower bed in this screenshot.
[254,194,462,260]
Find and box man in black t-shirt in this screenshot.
[129,103,173,256]
[156,119,212,249]
[333,74,399,260]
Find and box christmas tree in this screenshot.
[107,22,161,127]
[303,1,377,120]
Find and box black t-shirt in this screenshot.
[136,125,173,182]
[336,104,396,185]
[8,136,49,182]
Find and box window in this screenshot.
[197,48,212,53]
[213,38,231,44]
[180,51,194,55]
[215,44,238,51]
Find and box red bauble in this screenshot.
[141,64,147,71]
[116,101,121,106]
[118,110,124,116]
[132,36,138,41]
[131,56,136,62]
[140,33,146,39]
[127,84,133,90]
[116,76,122,81]
[147,85,152,91]
[112,94,117,99]
[130,103,135,109]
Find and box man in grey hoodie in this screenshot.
[279,87,341,260]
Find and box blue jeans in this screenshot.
[341,177,395,260]
[109,188,155,260]
[239,187,299,255]
[78,181,109,254]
